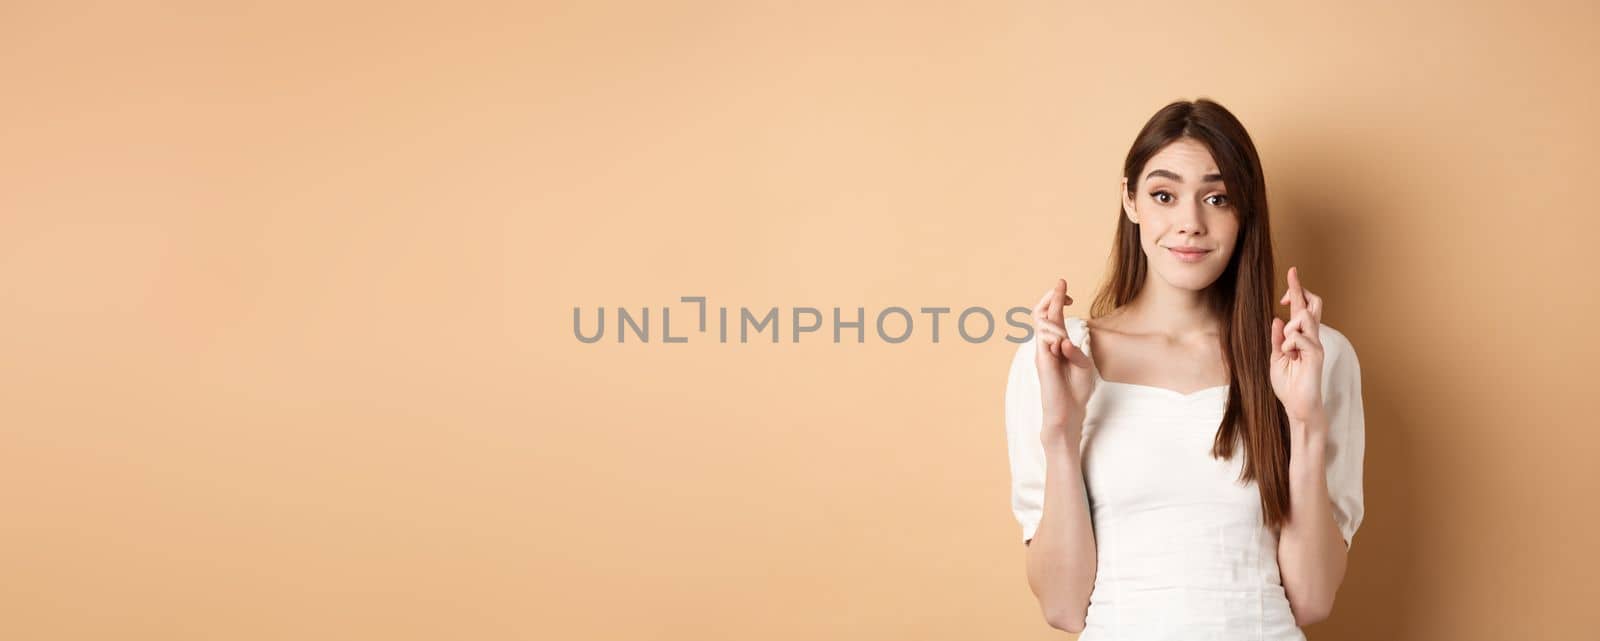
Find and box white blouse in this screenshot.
[1005,316,1365,640]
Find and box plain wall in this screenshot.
[2,1,1596,639]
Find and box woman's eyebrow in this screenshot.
[1144,169,1225,183]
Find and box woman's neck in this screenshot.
[1118,278,1221,339]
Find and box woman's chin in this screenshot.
[1155,269,1222,291]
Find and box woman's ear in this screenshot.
[1121,177,1139,224]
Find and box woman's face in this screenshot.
[1121,137,1240,292]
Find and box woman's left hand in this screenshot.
[1270,266,1327,427]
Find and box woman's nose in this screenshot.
[1176,203,1205,234]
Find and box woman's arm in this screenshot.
[1276,412,1349,626]
[1011,279,1101,631]
[1024,427,1098,633]
[1270,267,1362,626]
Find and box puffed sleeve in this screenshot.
[1318,324,1366,549]
[1005,336,1046,544]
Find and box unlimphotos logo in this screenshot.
[574,296,1035,344]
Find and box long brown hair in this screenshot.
[1088,98,1292,532]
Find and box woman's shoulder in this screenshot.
[1317,323,1362,395]
[1064,316,1091,347]
[1319,322,1357,362]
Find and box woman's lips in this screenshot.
[1166,247,1212,263]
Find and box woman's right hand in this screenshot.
[1033,278,1098,444]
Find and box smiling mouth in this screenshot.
[1166,247,1212,262]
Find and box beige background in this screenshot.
[3,1,1596,639]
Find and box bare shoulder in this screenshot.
[1083,307,1130,333]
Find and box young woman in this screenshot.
[1004,99,1365,639]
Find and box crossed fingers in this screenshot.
[1032,278,1072,356]
[1278,266,1323,355]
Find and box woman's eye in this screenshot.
[1207,194,1230,206]
[1150,191,1173,204]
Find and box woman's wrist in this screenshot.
[1040,419,1084,451]
[1288,410,1330,447]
